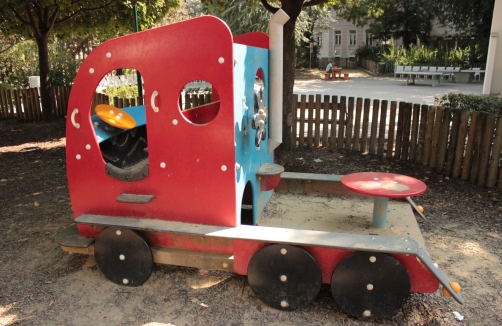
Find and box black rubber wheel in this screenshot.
[247,244,322,311]
[94,227,153,287]
[331,252,410,320]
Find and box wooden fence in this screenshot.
[0,87,210,121]
[292,94,502,189]
[4,86,502,189]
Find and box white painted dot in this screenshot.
[119,254,125,261]
[94,121,99,126]
[280,300,289,308]
[363,310,371,317]
[118,113,123,117]
[280,248,287,255]
[172,119,178,125]
[373,178,379,180]
[218,57,225,64]
[106,52,112,58]
[109,110,114,114]
[280,275,287,282]
[85,144,91,150]
[367,284,374,291]
[222,263,228,268]
[89,68,95,74]
[122,278,129,285]
[116,230,122,236]
[160,162,166,168]
[221,165,227,171]
[235,163,241,170]
[433,263,439,268]
[369,256,376,263]
[116,115,121,120]
[76,154,81,160]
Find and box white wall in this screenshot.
[484,0,502,95]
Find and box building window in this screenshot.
[349,49,356,57]
[366,32,373,46]
[317,35,322,47]
[334,30,342,46]
[349,30,356,46]
[334,49,340,57]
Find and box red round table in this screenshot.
[341,172,426,228]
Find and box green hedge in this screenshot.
[435,93,502,115]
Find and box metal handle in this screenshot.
[151,90,159,112]
[71,108,80,129]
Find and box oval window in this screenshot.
[92,68,149,181]
[179,80,220,125]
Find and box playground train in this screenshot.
[57,10,463,320]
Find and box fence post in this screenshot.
[409,104,421,162]
[369,99,379,155]
[361,98,370,153]
[314,94,322,147]
[337,96,347,149]
[445,109,462,177]
[401,103,413,161]
[488,116,502,187]
[477,113,495,186]
[329,96,338,148]
[395,102,406,160]
[299,95,306,147]
[13,90,22,121]
[306,95,315,147]
[345,97,354,150]
[461,111,480,180]
[469,112,487,184]
[436,108,452,173]
[353,98,363,152]
[377,100,387,157]
[416,104,429,163]
[291,94,299,148]
[322,95,330,147]
[386,101,397,159]
[429,106,444,168]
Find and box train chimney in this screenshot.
[268,9,290,153]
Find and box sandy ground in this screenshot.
[1,119,501,326]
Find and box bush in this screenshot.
[103,85,139,99]
[434,93,502,114]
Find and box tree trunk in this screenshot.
[36,34,54,122]
[279,1,303,151]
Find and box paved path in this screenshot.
[294,69,483,105]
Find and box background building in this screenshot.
[316,11,371,69]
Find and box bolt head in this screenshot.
[280,248,287,255]
[122,278,129,285]
[363,310,371,317]
[369,256,376,263]
[280,275,287,282]
[280,300,289,308]
[116,230,122,236]
[119,254,125,261]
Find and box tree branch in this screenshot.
[8,4,31,25]
[48,5,60,27]
[304,0,327,8]
[259,0,279,13]
[54,4,108,24]
[25,4,42,39]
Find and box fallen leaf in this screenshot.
[34,201,40,207]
